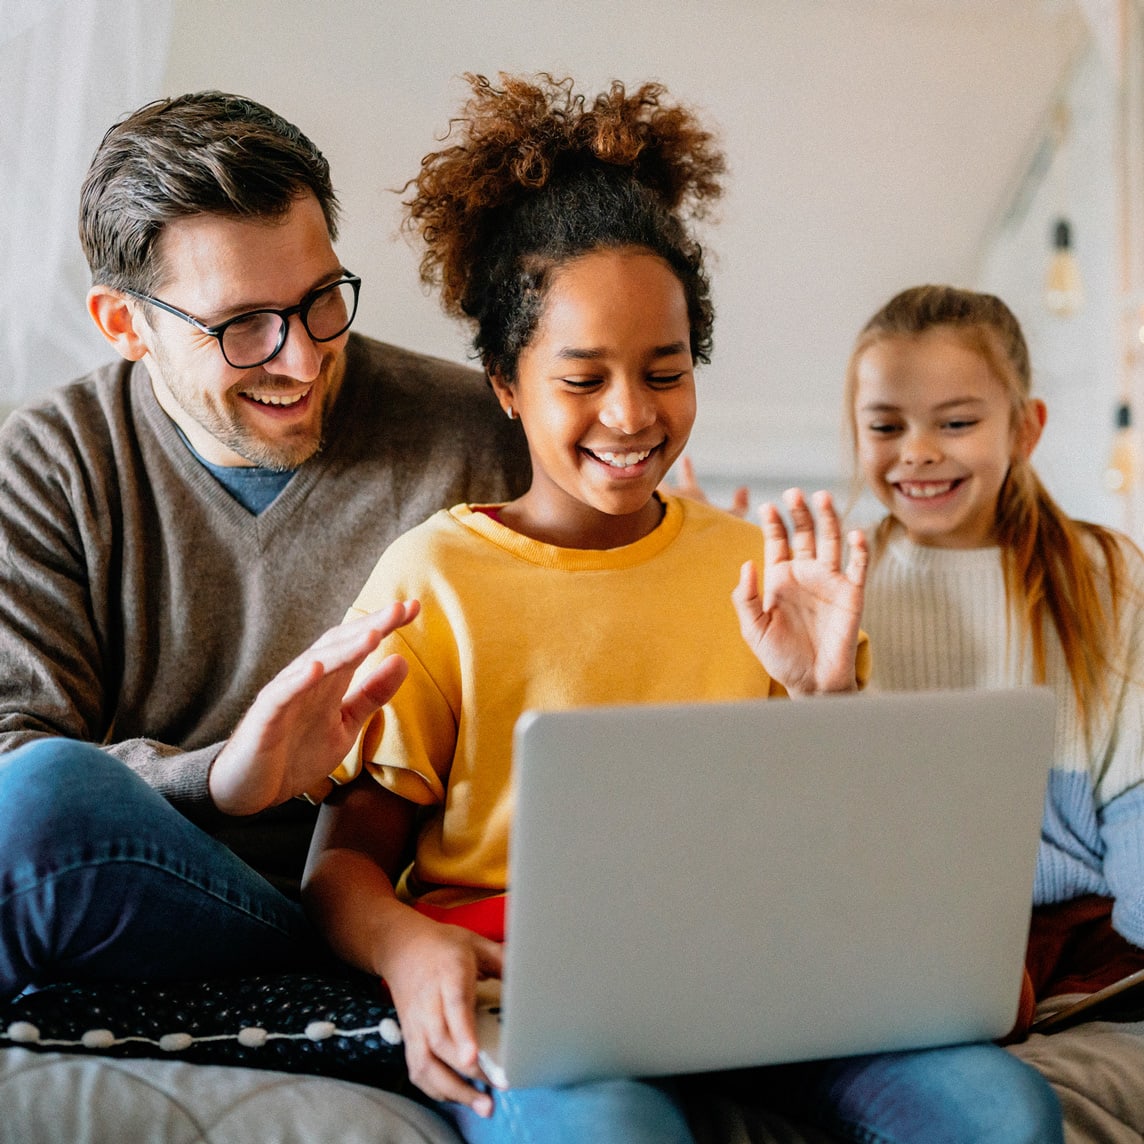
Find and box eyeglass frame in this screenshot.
[121,272,362,369]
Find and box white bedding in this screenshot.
[5,1010,1142,1144]
[0,1048,461,1144]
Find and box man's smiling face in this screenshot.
[129,193,349,469]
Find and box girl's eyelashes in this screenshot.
[863,418,981,435]
[557,372,688,390]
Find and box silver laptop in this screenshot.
[476,687,1054,1089]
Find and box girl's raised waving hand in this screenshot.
[732,488,867,696]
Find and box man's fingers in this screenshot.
[268,623,382,693]
[260,601,421,701]
[321,601,420,667]
[376,598,421,635]
[343,654,410,725]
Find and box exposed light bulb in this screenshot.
[1104,402,1136,493]
[1045,218,1083,317]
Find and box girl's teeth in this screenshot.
[900,481,954,499]
[597,450,651,468]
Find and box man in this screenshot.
[0,91,529,996]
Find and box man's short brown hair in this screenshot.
[79,90,340,293]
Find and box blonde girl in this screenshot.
[849,284,1144,1022]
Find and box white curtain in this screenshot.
[0,0,172,407]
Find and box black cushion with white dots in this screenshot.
[0,972,409,1089]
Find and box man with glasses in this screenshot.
[0,91,529,994]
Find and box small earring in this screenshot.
[506,406,516,420]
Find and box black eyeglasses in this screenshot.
[123,273,361,369]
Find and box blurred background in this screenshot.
[5,0,1142,531]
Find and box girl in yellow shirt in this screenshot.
[301,74,1059,1144]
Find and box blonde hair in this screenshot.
[844,284,1129,730]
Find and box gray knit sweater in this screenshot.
[0,333,530,888]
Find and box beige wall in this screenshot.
[161,0,1086,495]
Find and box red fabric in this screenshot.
[1001,970,1039,1045]
[414,895,507,942]
[1027,895,1144,998]
[1006,895,1144,1041]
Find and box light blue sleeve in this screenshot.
[1101,784,1144,948]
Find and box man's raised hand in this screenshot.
[209,601,420,815]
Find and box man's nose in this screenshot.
[270,313,324,382]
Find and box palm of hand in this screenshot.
[732,489,868,697]
[210,603,418,815]
[753,555,864,695]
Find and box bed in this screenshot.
[3,978,1142,1142]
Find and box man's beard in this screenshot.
[153,344,343,470]
[205,404,328,470]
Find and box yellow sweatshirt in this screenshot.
[333,493,869,905]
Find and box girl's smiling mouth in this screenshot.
[582,443,661,471]
[894,478,964,500]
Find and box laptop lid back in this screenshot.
[497,688,1053,1088]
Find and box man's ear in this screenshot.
[1015,398,1047,462]
[87,286,150,361]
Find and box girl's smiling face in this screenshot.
[491,247,696,549]
[853,328,1043,549]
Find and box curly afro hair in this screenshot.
[402,73,726,380]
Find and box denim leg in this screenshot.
[438,1078,696,1144]
[0,739,323,1000]
[747,1042,1064,1144]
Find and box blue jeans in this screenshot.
[726,1042,1064,1144]
[440,1078,694,1143]
[437,1041,1062,1144]
[0,741,1064,1144]
[0,739,323,998]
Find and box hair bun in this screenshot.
[403,73,725,317]
[402,72,724,379]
